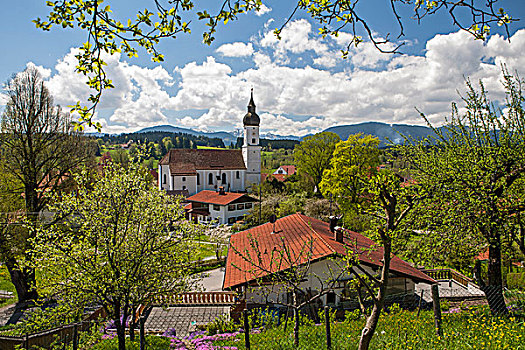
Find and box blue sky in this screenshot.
[1,0,525,136]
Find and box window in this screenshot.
[237,203,244,210]
[245,202,252,209]
[228,217,236,224]
[252,138,256,144]
[163,174,166,184]
[213,204,220,211]
[236,171,240,179]
[208,173,214,185]
[182,186,186,190]
[222,173,227,184]
[228,204,236,211]
[197,173,200,185]
[182,177,186,182]
[237,216,244,222]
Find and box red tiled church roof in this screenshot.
[224,213,435,289]
[186,190,256,206]
[159,149,246,175]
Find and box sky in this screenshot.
[1,0,525,136]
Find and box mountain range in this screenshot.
[134,122,437,146]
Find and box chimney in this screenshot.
[329,215,338,233]
[334,226,344,243]
[218,186,226,195]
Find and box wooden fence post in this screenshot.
[324,306,331,350]
[417,290,424,318]
[73,323,79,350]
[243,309,250,350]
[431,284,443,336]
[140,316,146,350]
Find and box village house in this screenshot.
[158,91,261,196]
[185,187,257,225]
[273,165,296,176]
[223,213,435,309]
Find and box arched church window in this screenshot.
[236,171,240,179]
[208,173,214,185]
[222,173,227,184]
[163,174,166,184]
[197,173,200,185]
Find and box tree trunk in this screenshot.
[358,235,391,350]
[293,291,300,347]
[5,258,37,305]
[114,303,126,350]
[485,238,508,315]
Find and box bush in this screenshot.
[205,314,239,335]
[507,272,525,290]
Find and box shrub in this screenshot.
[507,272,525,291]
[205,314,239,335]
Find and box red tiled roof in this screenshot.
[280,165,296,175]
[159,149,246,175]
[224,213,435,289]
[262,173,287,182]
[186,190,257,206]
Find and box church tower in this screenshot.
[242,89,262,188]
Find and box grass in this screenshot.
[209,308,525,350]
[197,146,227,150]
[0,265,17,307]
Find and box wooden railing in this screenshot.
[421,268,473,288]
[0,291,14,300]
[153,291,237,306]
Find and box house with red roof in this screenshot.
[223,213,435,308]
[273,165,296,176]
[185,188,257,225]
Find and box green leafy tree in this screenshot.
[400,70,525,315]
[294,132,340,195]
[35,1,515,129]
[0,66,93,303]
[320,134,418,350]
[320,133,380,228]
[34,162,199,350]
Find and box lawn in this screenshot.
[208,308,525,350]
[86,307,525,350]
[0,265,17,307]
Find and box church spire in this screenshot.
[243,88,260,126]
[248,88,256,113]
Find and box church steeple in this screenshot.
[243,88,260,126]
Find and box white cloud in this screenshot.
[255,4,272,16]
[37,26,525,137]
[216,42,254,57]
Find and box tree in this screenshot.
[0,66,93,303]
[34,162,199,350]
[320,134,418,350]
[400,69,525,315]
[35,1,516,129]
[294,132,340,195]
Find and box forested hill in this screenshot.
[323,122,438,146]
[98,131,225,148]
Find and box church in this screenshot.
[158,91,261,196]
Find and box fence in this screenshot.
[152,291,237,306]
[0,321,93,350]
